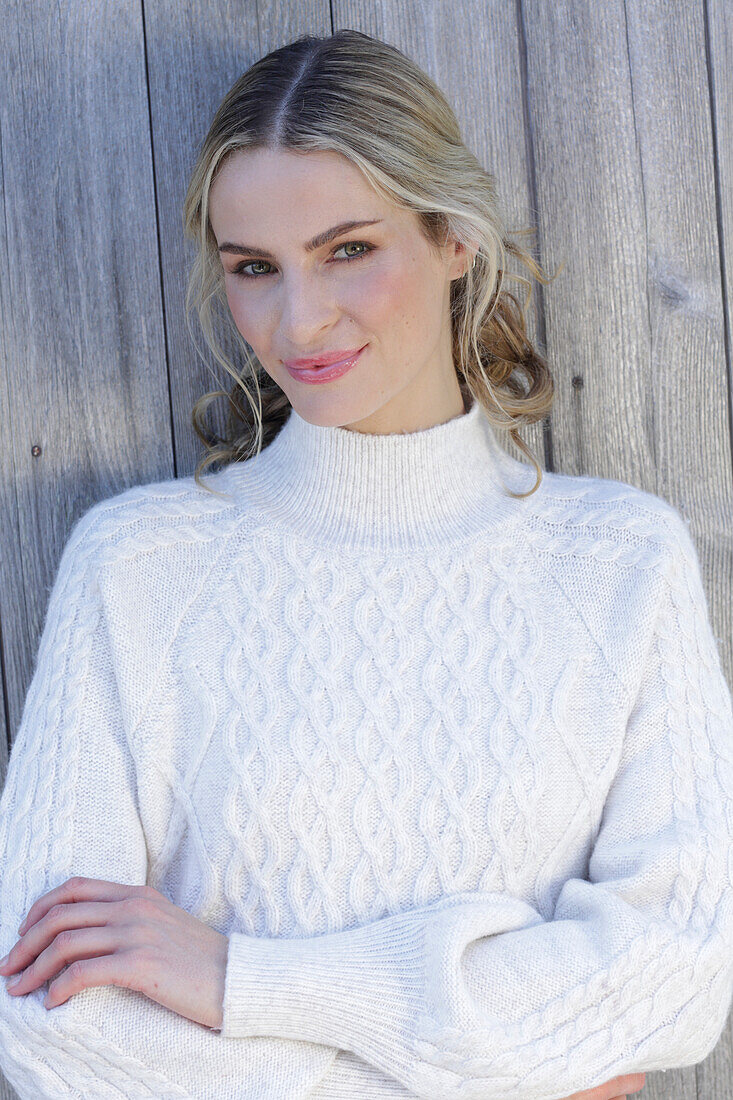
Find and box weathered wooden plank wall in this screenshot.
[1,2,731,1097]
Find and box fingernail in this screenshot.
[0,955,7,968]
[7,974,20,988]
[17,921,25,935]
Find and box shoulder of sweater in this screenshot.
[60,467,247,575]
[522,470,706,699]
[525,466,695,574]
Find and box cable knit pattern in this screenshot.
[1,398,732,1100]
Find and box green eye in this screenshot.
[335,241,370,259]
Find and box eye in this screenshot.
[333,241,372,262]
[230,240,374,279]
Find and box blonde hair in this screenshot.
[182,29,559,498]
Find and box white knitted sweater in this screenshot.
[1,398,732,1100]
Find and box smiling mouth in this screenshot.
[284,345,368,370]
[283,345,368,382]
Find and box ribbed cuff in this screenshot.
[220,913,427,1084]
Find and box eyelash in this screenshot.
[230,241,375,279]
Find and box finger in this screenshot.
[566,1073,645,1099]
[17,876,149,936]
[44,950,140,1008]
[2,898,140,976]
[613,1075,646,1094]
[4,926,121,998]
[589,1074,644,1098]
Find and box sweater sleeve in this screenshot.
[0,508,208,1099]
[220,510,733,1100]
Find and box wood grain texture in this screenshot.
[0,0,170,781]
[1,1,731,1097]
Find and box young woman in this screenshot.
[1,29,730,1100]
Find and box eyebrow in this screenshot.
[217,219,383,260]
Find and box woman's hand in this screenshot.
[559,1073,647,1099]
[0,876,230,1031]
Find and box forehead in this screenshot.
[208,147,399,238]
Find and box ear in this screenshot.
[446,237,478,282]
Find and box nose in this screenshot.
[276,270,339,347]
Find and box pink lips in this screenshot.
[284,346,366,368]
[284,345,368,384]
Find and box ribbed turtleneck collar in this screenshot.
[217,398,538,551]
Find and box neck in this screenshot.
[218,398,537,551]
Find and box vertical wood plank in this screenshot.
[624,0,732,669]
[697,5,733,1097]
[0,23,20,1092]
[707,0,733,428]
[0,16,14,832]
[0,0,169,818]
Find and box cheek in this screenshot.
[347,267,396,323]
[353,260,439,341]
[225,284,268,343]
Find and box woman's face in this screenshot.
[207,147,470,433]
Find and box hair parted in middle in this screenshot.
[182,28,560,498]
